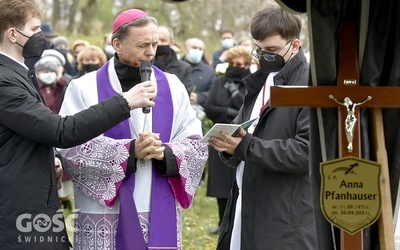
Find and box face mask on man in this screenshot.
[82,63,100,73]
[259,53,286,74]
[38,72,57,85]
[258,41,292,74]
[15,30,46,58]
[187,49,203,64]
[221,38,234,49]
[156,45,171,56]
[104,45,115,57]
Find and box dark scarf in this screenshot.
[114,55,141,92]
[225,66,251,83]
[153,47,174,71]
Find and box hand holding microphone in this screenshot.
[122,62,155,111]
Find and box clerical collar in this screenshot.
[114,55,141,92]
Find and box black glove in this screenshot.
[227,108,239,120]
[224,82,240,95]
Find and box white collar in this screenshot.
[0,51,29,70]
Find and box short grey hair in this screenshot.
[34,57,60,73]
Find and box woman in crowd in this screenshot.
[204,45,252,234]
[74,45,107,78]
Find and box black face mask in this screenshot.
[258,43,292,75]
[16,30,46,58]
[156,45,171,56]
[225,66,251,83]
[259,53,286,74]
[82,63,100,73]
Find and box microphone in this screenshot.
[139,61,152,113]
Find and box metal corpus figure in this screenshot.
[329,95,372,152]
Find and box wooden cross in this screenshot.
[269,22,400,250]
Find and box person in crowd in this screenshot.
[236,36,260,73]
[182,37,215,185]
[74,45,107,78]
[182,37,215,108]
[171,41,181,58]
[53,36,69,50]
[0,1,157,249]
[211,29,235,69]
[204,45,252,235]
[58,8,208,250]
[41,22,57,49]
[153,25,193,94]
[70,39,90,73]
[103,32,115,60]
[34,49,72,113]
[208,4,321,250]
[52,36,76,76]
[215,36,255,75]
[237,36,253,48]
[71,39,90,59]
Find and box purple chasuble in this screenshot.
[96,62,177,249]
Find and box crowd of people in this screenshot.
[0,0,333,249]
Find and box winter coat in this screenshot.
[204,75,246,198]
[0,54,131,250]
[181,57,215,106]
[154,49,193,95]
[217,49,331,250]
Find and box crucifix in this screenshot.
[269,22,400,249]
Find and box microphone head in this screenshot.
[140,60,152,114]
[140,61,152,71]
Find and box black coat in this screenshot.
[217,50,333,250]
[153,50,193,95]
[182,57,216,106]
[0,54,131,249]
[204,76,246,198]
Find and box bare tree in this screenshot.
[52,0,61,26]
[68,0,80,33]
[44,0,308,58]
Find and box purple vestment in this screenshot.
[97,62,177,249]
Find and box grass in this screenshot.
[63,174,220,249]
[182,181,219,249]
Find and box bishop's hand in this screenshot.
[134,132,165,161]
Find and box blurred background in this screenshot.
[43,0,309,61]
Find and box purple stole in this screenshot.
[96,62,177,249]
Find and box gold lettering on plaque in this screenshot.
[320,156,381,235]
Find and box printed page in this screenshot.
[200,118,257,144]
[200,124,240,144]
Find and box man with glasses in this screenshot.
[208,3,332,250]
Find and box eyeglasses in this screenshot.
[251,40,292,61]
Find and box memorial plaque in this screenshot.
[320,156,381,235]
